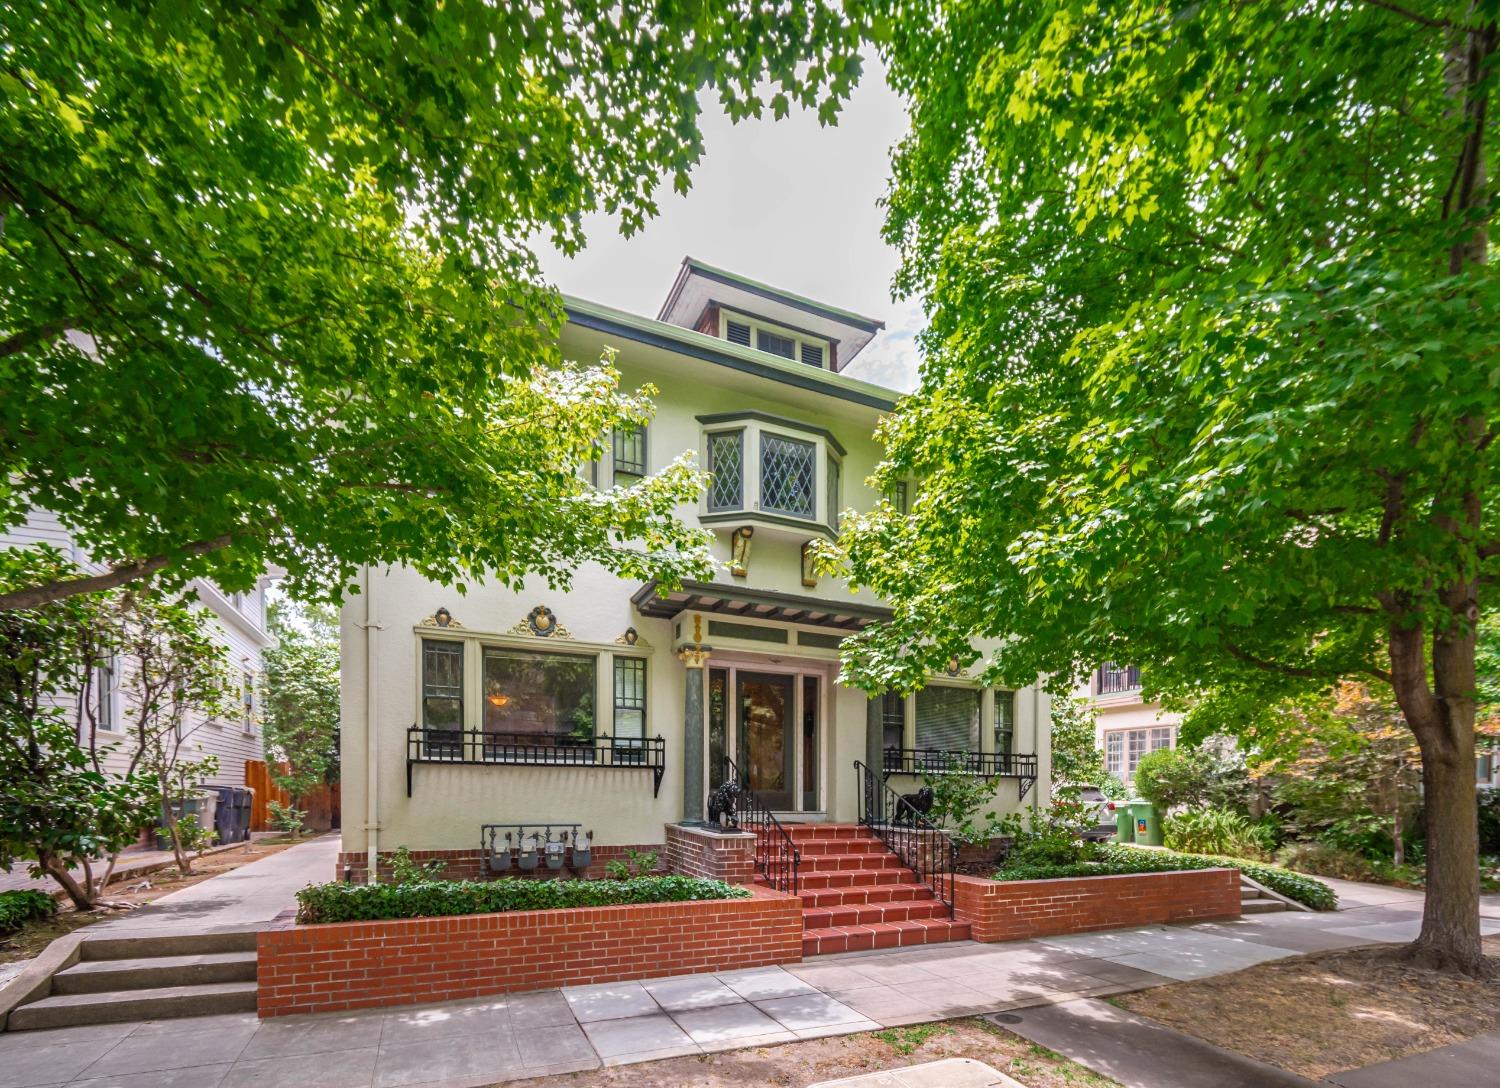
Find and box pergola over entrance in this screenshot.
[630,579,891,632]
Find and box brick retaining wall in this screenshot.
[664,823,757,884]
[256,886,803,1018]
[950,867,1241,942]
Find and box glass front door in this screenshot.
[736,671,796,810]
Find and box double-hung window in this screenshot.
[994,690,1015,757]
[242,670,256,733]
[612,425,647,484]
[93,658,117,733]
[421,640,464,735]
[613,656,647,762]
[914,686,980,770]
[1105,726,1174,780]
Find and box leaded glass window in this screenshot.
[707,430,743,511]
[760,433,816,519]
[612,424,646,481]
[826,454,841,529]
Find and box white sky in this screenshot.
[535,57,923,393]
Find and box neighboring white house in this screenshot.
[1077,664,1179,785]
[340,258,1053,884]
[1,508,272,790]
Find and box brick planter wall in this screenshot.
[336,843,666,884]
[950,867,1241,943]
[664,823,757,884]
[256,886,803,1018]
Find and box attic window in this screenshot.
[756,330,795,359]
[719,309,831,370]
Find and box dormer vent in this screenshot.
[726,320,751,347]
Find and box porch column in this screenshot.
[865,694,884,823]
[678,646,713,826]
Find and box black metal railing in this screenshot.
[721,755,800,895]
[1095,664,1142,695]
[407,726,665,797]
[881,748,1040,799]
[854,759,956,918]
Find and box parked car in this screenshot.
[1056,784,1119,842]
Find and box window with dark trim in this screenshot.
[915,686,980,752]
[612,424,647,481]
[613,656,647,740]
[482,647,595,743]
[707,430,744,510]
[802,675,819,810]
[760,432,816,518]
[756,329,795,359]
[826,454,841,530]
[994,690,1015,754]
[422,640,464,730]
[881,690,906,750]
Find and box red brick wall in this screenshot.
[950,868,1241,943]
[256,886,803,1018]
[664,824,757,885]
[336,843,666,884]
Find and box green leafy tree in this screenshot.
[0,2,868,611]
[1048,694,1107,789]
[0,549,153,908]
[262,597,340,808]
[1132,748,1217,813]
[841,3,1500,973]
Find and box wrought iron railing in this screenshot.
[854,759,956,918]
[721,755,800,895]
[881,747,1039,799]
[1095,664,1142,695]
[406,726,665,797]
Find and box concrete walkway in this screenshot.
[1326,1030,1500,1087]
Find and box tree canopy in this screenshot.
[0,1,867,608]
[840,2,1499,972]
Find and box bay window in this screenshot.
[698,412,846,533]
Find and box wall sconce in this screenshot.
[800,540,818,588]
[730,526,754,577]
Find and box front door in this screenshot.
[736,671,796,810]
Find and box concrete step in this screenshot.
[803,918,972,957]
[8,981,258,1031]
[78,929,258,961]
[51,951,257,995]
[1241,898,1288,914]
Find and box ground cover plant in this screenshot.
[0,890,55,935]
[296,875,749,924]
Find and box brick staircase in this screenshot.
[771,824,971,957]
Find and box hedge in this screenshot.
[992,844,1337,911]
[0,889,57,934]
[296,875,750,924]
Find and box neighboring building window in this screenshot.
[421,640,464,730]
[1105,726,1174,779]
[612,424,647,482]
[613,657,647,740]
[707,430,744,511]
[994,690,1015,754]
[481,647,596,743]
[1479,751,1495,784]
[242,670,256,732]
[826,454,841,529]
[756,329,796,359]
[760,432,816,519]
[915,686,980,752]
[888,481,908,515]
[1095,663,1142,695]
[881,691,906,750]
[93,659,117,732]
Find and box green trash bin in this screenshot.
[1130,800,1163,846]
[1112,801,1134,842]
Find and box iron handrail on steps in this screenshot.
[853,759,957,919]
[721,755,800,895]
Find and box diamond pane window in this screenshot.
[827,454,841,529]
[760,433,816,519]
[707,431,743,511]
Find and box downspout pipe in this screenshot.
[364,566,383,883]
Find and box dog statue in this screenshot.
[708,778,743,828]
[895,785,935,824]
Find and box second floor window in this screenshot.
[612,424,647,483]
[1095,663,1142,695]
[827,454,841,530]
[707,430,744,510]
[761,433,816,519]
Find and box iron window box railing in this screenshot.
[1095,665,1142,695]
[881,747,1039,799]
[406,727,665,797]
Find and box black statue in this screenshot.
[895,785,935,824]
[708,778,743,828]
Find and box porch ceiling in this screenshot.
[630,579,891,632]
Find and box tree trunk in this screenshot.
[1411,735,1483,971]
[38,852,95,911]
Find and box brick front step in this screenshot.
[797,867,911,891]
[796,882,937,909]
[783,824,876,841]
[797,852,909,873]
[794,838,889,857]
[802,899,950,929]
[802,918,972,957]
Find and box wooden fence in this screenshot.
[243,760,341,832]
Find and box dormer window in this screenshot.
[717,309,831,370]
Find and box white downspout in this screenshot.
[363,566,383,883]
[1032,685,1044,818]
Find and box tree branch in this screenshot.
[0,535,235,611]
[1358,0,1457,31]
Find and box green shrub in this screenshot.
[297,875,749,924]
[1479,790,1500,854]
[1132,747,1216,810]
[1165,807,1273,861]
[0,889,57,934]
[386,845,447,885]
[1276,841,1378,882]
[992,844,1337,911]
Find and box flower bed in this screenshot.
[259,883,801,1017]
[1019,844,1336,911]
[295,874,747,923]
[951,865,1242,942]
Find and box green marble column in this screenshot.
[678,647,711,826]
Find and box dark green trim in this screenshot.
[699,510,836,539]
[686,264,883,333]
[696,410,847,456]
[632,578,894,623]
[707,620,790,644]
[711,300,837,352]
[565,307,897,411]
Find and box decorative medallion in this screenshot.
[420,607,462,628]
[507,605,573,639]
[615,626,649,647]
[945,657,964,677]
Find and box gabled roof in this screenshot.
[656,257,885,370]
